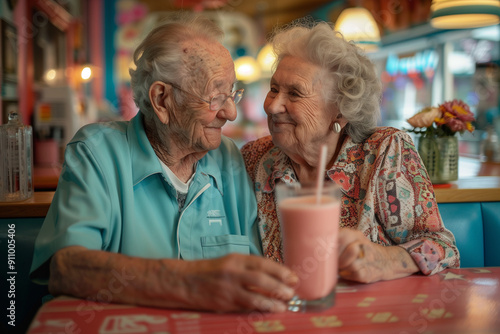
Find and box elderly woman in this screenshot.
[30,15,296,313]
[241,21,459,283]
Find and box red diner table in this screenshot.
[28,267,500,334]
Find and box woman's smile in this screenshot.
[270,117,296,128]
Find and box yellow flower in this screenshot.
[453,105,469,116]
[465,122,474,132]
[435,117,445,125]
[443,112,455,119]
[407,107,442,128]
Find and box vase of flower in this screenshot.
[418,135,458,184]
[406,99,475,184]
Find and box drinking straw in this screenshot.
[315,144,328,204]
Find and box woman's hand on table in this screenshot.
[337,229,419,283]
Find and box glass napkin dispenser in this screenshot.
[0,111,33,202]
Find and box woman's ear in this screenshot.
[336,113,348,128]
[149,81,172,124]
[330,111,348,132]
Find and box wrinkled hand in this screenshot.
[338,229,419,283]
[182,253,297,313]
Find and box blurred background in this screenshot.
[1,0,499,186]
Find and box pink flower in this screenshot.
[446,118,467,132]
[436,99,475,134]
[439,99,475,122]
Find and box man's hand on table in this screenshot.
[49,247,297,313]
[182,253,297,312]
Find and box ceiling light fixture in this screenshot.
[430,0,500,29]
[334,7,381,52]
[257,43,276,76]
[234,56,261,83]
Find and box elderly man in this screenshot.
[30,15,295,313]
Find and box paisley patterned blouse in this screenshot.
[241,127,460,275]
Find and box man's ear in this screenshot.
[149,81,172,124]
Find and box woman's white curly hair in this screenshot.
[269,19,382,142]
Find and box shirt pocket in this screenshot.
[200,234,250,259]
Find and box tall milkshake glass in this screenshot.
[276,182,341,312]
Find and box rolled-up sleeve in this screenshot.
[375,131,460,275]
[30,141,112,284]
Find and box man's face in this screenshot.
[168,39,237,153]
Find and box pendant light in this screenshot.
[334,6,381,52]
[257,43,276,77]
[431,0,500,29]
[234,56,261,83]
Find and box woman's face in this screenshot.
[264,56,336,157]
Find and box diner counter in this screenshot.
[1,177,499,218]
[0,176,500,218]
[433,176,500,203]
[0,192,54,218]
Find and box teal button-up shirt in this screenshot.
[30,113,261,283]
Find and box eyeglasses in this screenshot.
[166,82,244,112]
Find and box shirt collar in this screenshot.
[196,151,224,196]
[325,140,362,200]
[260,137,364,200]
[325,136,379,201]
[128,113,163,186]
[128,112,224,196]
[261,146,298,193]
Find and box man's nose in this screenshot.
[217,99,237,121]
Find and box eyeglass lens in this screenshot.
[210,89,244,111]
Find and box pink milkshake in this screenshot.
[279,195,340,300]
[276,183,341,311]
